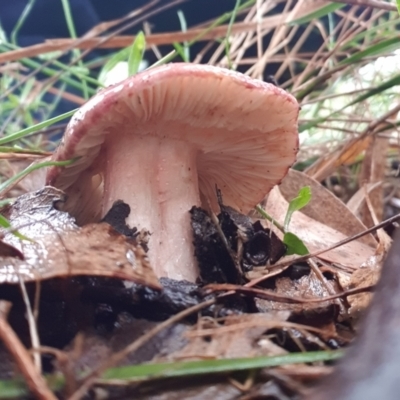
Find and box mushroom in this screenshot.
[46,63,299,281]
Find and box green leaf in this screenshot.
[290,3,345,25]
[128,31,146,76]
[283,232,309,256]
[284,186,311,231]
[397,0,400,14]
[102,351,341,381]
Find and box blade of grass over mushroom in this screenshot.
[0,109,77,145]
[397,0,400,14]
[224,0,241,69]
[98,47,132,85]
[128,31,146,76]
[0,159,77,196]
[176,10,190,62]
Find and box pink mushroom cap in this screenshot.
[46,63,299,281]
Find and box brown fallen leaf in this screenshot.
[279,169,377,248]
[0,187,159,288]
[338,258,382,319]
[356,136,388,227]
[265,186,376,269]
[165,313,290,361]
[0,240,24,260]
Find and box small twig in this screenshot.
[0,301,57,400]
[206,283,374,304]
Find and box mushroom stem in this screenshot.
[103,134,200,281]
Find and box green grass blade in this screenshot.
[128,31,146,76]
[0,214,31,241]
[0,214,11,229]
[177,10,190,62]
[339,37,400,67]
[0,159,77,195]
[102,351,342,381]
[224,0,241,69]
[11,0,36,45]
[0,380,28,398]
[0,351,341,399]
[290,3,345,25]
[0,44,99,95]
[0,147,49,155]
[0,109,76,145]
[299,73,400,132]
